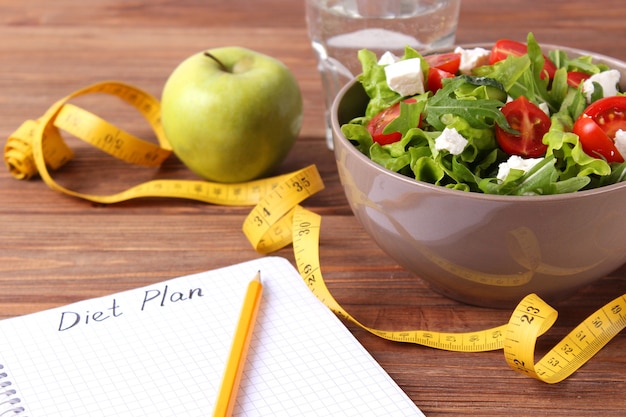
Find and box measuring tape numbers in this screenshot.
[290,205,626,383]
[4,80,626,384]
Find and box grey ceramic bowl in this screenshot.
[331,45,626,308]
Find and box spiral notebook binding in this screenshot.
[0,365,26,416]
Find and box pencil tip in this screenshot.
[255,270,262,284]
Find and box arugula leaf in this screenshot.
[526,33,550,81]
[549,50,610,74]
[478,155,589,195]
[425,77,510,131]
[548,67,569,108]
[557,87,587,120]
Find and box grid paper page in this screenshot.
[0,256,423,416]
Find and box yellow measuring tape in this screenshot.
[5,80,626,384]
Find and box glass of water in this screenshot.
[305,0,462,149]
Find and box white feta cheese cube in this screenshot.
[582,69,621,101]
[615,129,626,160]
[454,46,491,74]
[434,127,468,155]
[497,155,543,181]
[378,51,399,66]
[384,58,425,97]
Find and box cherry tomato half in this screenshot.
[427,67,455,92]
[424,53,461,74]
[489,39,557,79]
[566,71,591,88]
[572,96,626,162]
[495,96,551,157]
[366,99,418,145]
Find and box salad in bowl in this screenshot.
[340,33,626,195]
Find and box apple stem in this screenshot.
[203,51,229,72]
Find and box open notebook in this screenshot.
[0,256,424,416]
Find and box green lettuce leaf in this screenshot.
[357,47,424,118]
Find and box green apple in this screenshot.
[160,46,303,183]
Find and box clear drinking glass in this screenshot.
[305,0,462,149]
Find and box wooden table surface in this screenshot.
[2,0,626,415]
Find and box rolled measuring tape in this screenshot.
[5,80,626,384]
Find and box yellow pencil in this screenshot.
[213,271,263,417]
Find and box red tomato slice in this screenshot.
[489,39,528,65]
[366,99,419,145]
[566,71,591,88]
[424,53,461,74]
[427,67,455,92]
[572,96,626,162]
[489,39,557,79]
[495,96,551,157]
[573,117,624,162]
[581,96,626,138]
